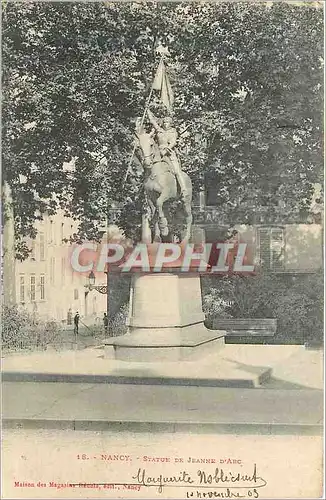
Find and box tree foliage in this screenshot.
[202,272,323,345]
[2,304,63,350]
[2,1,323,255]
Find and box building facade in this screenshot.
[14,211,107,324]
[192,182,323,274]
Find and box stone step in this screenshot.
[2,382,323,434]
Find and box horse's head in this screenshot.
[137,132,155,168]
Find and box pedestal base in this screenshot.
[105,272,226,362]
[106,328,225,362]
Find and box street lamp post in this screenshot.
[84,271,109,327]
[84,271,108,295]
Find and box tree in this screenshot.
[2,1,323,256]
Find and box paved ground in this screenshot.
[2,344,323,388]
[1,429,323,499]
[2,380,323,433]
[2,345,323,433]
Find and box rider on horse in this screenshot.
[147,109,188,200]
[134,112,193,242]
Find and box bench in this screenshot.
[212,318,277,338]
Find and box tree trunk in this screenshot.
[2,181,16,306]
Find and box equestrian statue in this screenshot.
[124,53,193,243]
[135,109,193,243]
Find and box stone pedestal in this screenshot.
[106,272,225,362]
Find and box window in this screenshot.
[49,220,54,243]
[40,275,45,300]
[61,257,66,285]
[30,275,36,301]
[74,289,79,300]
[50,257,55,284]
[204,172,225,207]
[60,223,64,243]
[20,275,25,302]
[40,232,45,260]
[257,227,285,271]
[30,240,36,260]
[270,228,285,271]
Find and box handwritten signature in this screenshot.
[70,464,267,496]
[131,464,267,494]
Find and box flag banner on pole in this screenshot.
[152,59,174,111]
[152,59,165,90]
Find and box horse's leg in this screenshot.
[142,189,153,243]
[183,197,193,242]
[147,195,161,241]
[142,213,151,243]
[156,191,170,239]
[154,221,161,242]
[148,198,161,241]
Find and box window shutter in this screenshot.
[258,228,271,269]
[271,228,285,270]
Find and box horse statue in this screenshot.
[136,126,193,243]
